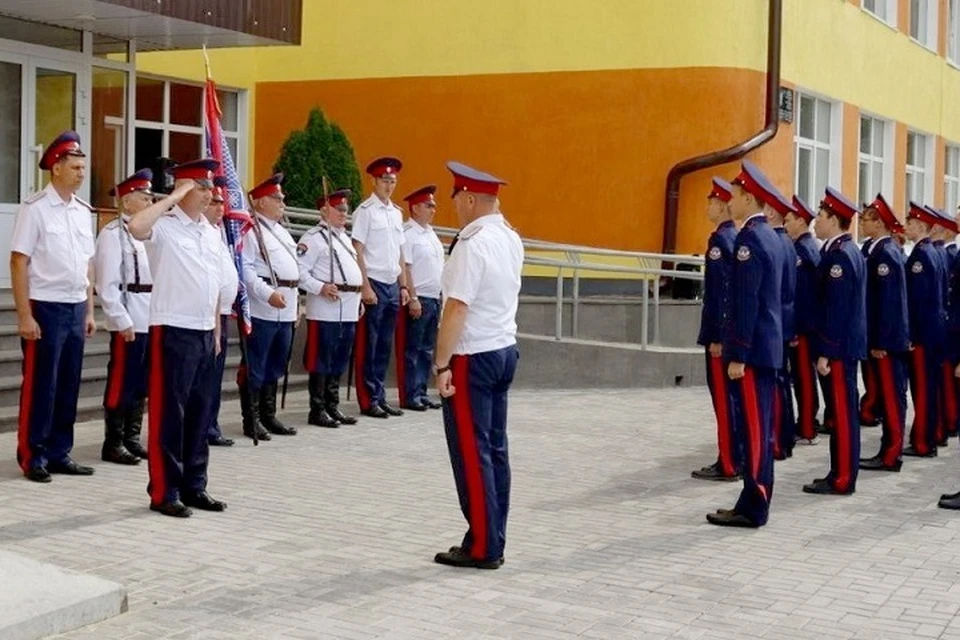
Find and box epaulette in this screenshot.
[460,225,483,241]
[402,219,414,231]
[358,199,373,209]
[24,191,44,205]
[302,226,320,238]
[391,202,403,212]
[103,218,121,230]
[75,196,93,211]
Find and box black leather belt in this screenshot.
[260,276,299,288]
[335,284,362,293]
[121,284,153,293]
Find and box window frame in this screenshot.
[905,129,935,211]
[792,90,843,210]
[909,0,939,51]
[857,113,894,209]
[862,0,898,29]
[945,144,960,217]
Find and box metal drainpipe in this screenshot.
[661,0,783,255]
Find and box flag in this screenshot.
[204,77,253,335]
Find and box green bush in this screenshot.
[273,107,363,210]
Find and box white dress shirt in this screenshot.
[241,215,299,323]
[218,225,240,316]
[351,194,405,284]
[94,215,152,333]
[442,213,523,354]
[10,183,95,304]
[298,223,363,322]
[403,219,444,299]
[145,207,232,331]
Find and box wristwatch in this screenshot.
[433,363,450,375]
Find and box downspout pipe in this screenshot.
[661,0,783,254]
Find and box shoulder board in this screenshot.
[302,226,320,238]
[358,199,373,209]
[460,225,483,241]
[103,218,121,230]
[75,196,93,211]
[391,202,402,212]
[504,218,516,231]
[403,219,415,230]
[24,191,44,204]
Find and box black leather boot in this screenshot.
[259,382,296,435]
[241,382,270,442]
[103,408,140,465]
[325,375,358,425]
[308,373,339,427]
[122,399,148,460]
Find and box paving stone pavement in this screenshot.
[2,387,960,639]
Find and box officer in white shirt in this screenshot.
[128,158,233,518]
[432,162,522,570]
[297,189,363,427]
[352,157,410,418]
[11,131,98,483]
[202,177,238,447]
[239,173,300,439]
[395,185,445,411]
[95,169,156,466]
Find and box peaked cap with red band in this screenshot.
[403,185,437,207]
[708,177,732,202]
[791,195,815,222]
[318,189,351,209]
[819,187,859,220]
[731,160,784,212]
[447,161,507,198]
[925,205,958,233]
[907,201,939,227]
[39,130,85,171]
[110,168,153,198]
[170,158,219,186]
[366,157,402,178]
[249,173,284,201]
[864,193,903,234]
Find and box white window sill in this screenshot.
[861,8,898,31]
[947,57,960,72]
[909,37,940,54]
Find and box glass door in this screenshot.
[27,58,85,196]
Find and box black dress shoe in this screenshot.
[182,491,227,512]
[860,418,881,428]
[208,436,235,447]
[125,440,148,459]
[434,547,501,569]
[101,445,141,466]
[903,446,937,458]
[47,459,95,475]
[150,501,192,518]
[24,467,51,483]
[802,479,853,495]
[859,456,901,472]
[705,511,759,528]
[816,422,833,435]
[362,405,389,419]
[309,409,340,428]
[691,463,740,482]
[939,495,960,510]
[448,546,504,566]
[379,402,404,417]
[939,437,950,448]
[403,401,428,412]
[263,423,297,436]
[424,399,442,410]
[243,426,272,441]
[940,490,960,501]
[327,406,358,425]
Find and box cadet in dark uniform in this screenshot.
[858,194,909,472]
[803,188,866,495]
[903,203,946,458]
[930,208,959,445]
[433,162,522,569]
[706,161,783,528]
[858,233,882,429]
[784,195,822,445]
[692,178,741,482]
[11,131,97,482]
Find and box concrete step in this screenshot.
[0,344,111,379]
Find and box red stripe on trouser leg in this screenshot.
[796,337,816,439]
[831,360,852,492]
[147,327,167,505]
[708,354,735,476]
[354,316,371,411]
[741,368,767,501]
[861,361,879,421]
[395,308,407,406]
[912,347,931,455]
[772,387,782,458]
[303,320,317,372]
[877,356,903,467]
[451,356,489,560]
[941,361,957,440]
[16,340,37,472]
[105,332,127,410]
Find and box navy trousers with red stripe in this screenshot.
[870,354,907,466]
[773,345,797,459]
[859,360,882,424]
[304,320,356,376]
[732,366,775,526]
[908,345,940,455]
[17,301,86,472]
[790,335,820,441]
[147,326,217,505]
[825,360,860,493]
[441,345,519,562]
[355,278,399,411]
[396,297,440,406]
[938,359,959,441]
[103,332,149,412]
[206,315,230,441]
[246,318,293,390]
[704,349,741,476]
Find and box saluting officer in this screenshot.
[202,177,238,447]
[395,185,445,411]
[433,162,522,569]
[352,157,410,418]
[691,178,741,482]
[298,189,363,428]
[784,195,822,445]
[128,159,234,518]
[241,173,300,438]
[930,208,959,445]
[706,160,783,529]
[12,131,98,482]
[95,169,156,465]
[858,194,909,472]
[903,203,946,458]
[804,188,866,495]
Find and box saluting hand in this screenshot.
[171,180,196,200]
[817,357,831,377]
[268,291,287,309]
[18,315,41,341]
[85,314,97,338]
[437,370,455,397]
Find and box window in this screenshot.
[794,93,836,207]
[950,0,960,64]
[946,146,960,216]
[906,130,934,210]
[858,116,891,208]
[863,0,897,27]
[910,0,938,49]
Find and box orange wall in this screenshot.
[256,67,797,254]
